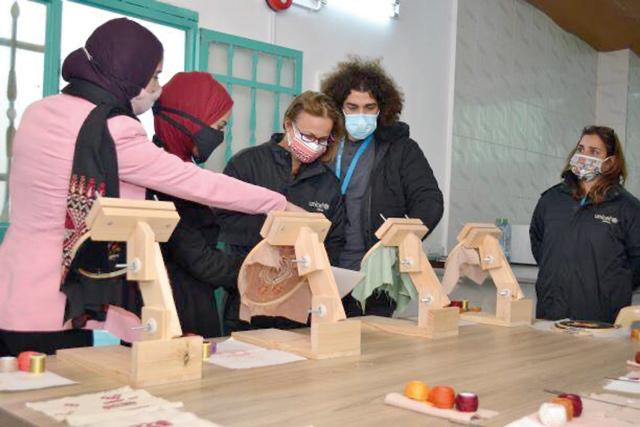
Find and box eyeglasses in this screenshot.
[292,122,331,146]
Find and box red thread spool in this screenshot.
[17,351,37,372]
[455,392,479,412]
[558,393,582,417]
[449,301,463,308]
[428,386,456,409]
[636,351,640,364]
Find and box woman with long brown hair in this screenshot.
[530,126,640,323]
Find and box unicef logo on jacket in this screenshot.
[308,201,330,212]
[594,213,619,225]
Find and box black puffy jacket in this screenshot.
[149,191,243,338]
[360,122,444,249]
[216,134,346,263]
[530,182,640,323]
[342,122,444,317]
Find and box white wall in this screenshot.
[449,0,598,250]
[163,0,459,253]
[595,50,630,144]
[626,52,640,196]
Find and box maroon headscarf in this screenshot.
[62,17,163,103]
[154,72,233,161]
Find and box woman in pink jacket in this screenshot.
[0,18,296,355]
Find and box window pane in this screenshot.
[1,0,46,45]
[208,42,228,76]
[257,53,277,85]
[232,47,254,81]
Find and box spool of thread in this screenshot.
[428,385,456,409]
[403,380,430,401]
[211,341,217,355]
[558,393,582,417]
[550,397,574,421]
[450,301,463,308]
[0,356,18,373]
[17,351,37,372]
[202,340,212,360]
[455,392,479,412]
[538,402,567,427]
[461,300,470,312]
[635,351,640,364]
[29,353,46,374]
[470,306,482,313]
[631,328,640,341]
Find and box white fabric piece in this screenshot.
[205,338,305,370]
[85,407,221,427]
[26,386,181,425]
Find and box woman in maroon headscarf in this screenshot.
[0,19,298,356]
[150,72,241,338]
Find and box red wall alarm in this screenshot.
[266,0,293,11]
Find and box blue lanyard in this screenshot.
[335,135,373,195]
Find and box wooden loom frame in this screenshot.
[232,211,361,359]
[447,223,533,327]
[57,198,203,387]
[359,218,459,339]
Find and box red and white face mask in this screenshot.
[287,122,328,164]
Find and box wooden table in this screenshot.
[1,324,638,426]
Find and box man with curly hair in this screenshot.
[321,56,444,317]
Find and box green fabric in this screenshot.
[352,246,417,315]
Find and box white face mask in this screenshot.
[131,87,162,115]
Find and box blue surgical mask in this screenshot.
[344,112,378,140]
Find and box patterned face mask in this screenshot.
[287,123,328,164]
[569,153,610,181]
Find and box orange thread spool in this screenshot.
[428,385,456,409]
[631,328,640,341]
[17,351,37,372]
[551,397,574,421]
[404,381,430,401]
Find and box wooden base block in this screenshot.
[362,308,459,339]
[497,298,534,325]
[461,303,533,327]
[232,319,361,360]
[57,345,131,384]
[57,336,203,387]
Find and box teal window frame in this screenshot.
[198,29,303,163]
[39,0,198,97]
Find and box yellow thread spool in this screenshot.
[202,340,212,360]
[29,353,46,374]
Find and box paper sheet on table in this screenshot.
[86,407,222,427]
[26,385,182,426]
[331,266,364,298]
[0,371,75,392]
[604,379,640,394]
[206,338,306,369]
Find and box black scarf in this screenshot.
[60,79,140,327]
